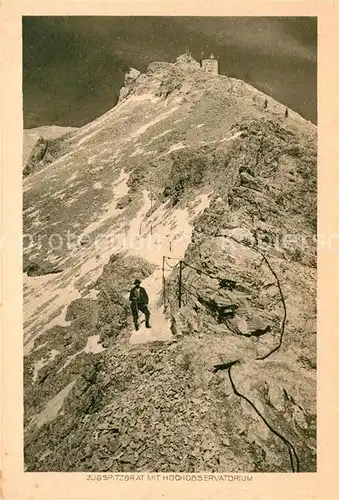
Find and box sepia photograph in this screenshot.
[22,16,317,474]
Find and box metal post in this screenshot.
[162,255,166,307]
[178,260,183,308]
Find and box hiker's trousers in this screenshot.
[130,301,150,328]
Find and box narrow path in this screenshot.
[129,268,173,345]
[127,191,212,345]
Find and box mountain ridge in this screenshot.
[23,53,317,473]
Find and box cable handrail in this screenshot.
[162,234,287,361]
[228,364,300,472]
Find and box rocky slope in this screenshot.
[23,54,316,472]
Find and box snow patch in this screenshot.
[57,351,82,374]
[73,93,161,146]
[83,171,129,235]
[130,147,145,157]
[32,359,46,383]
[147,129,172,144]
[158,142,186,158]
[32,349,61,383]
[65,172,78,185]
[30,380,77,429]
[220,131,243,142]
[128,106,179,141]
[84,335,106,354]
[24,275,81,351]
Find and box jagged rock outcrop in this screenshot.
[23,125,78,167]
[118,67,141,101]
[24,261,63,277]
[23,136,48,177]
[23,54,316,473]
[23,131,74,177]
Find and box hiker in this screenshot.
[129,278,151,330]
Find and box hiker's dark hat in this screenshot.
[134,278,141,284]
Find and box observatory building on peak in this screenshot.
[201,53,219,75]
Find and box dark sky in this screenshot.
[23,16,317,128]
